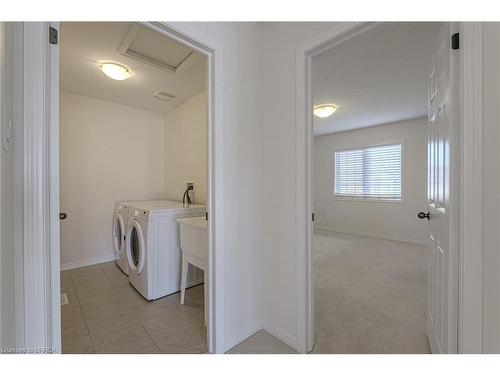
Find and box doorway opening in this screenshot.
[57,22,217,353]
[298,22,460,353]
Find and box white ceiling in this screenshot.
[60,22,206,114]
[312,22,441,136]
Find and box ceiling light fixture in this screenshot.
[98,62,133,81]
[313,104,337,118]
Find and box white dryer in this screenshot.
[113,199,172,275]
[126,200,205,300]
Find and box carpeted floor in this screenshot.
[311,230,430,353]
[228,231,430,354]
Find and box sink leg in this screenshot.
[204,271,207,326]
[180,257,188,305]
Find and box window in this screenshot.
[333,143,402,201]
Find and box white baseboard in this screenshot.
[223,325,262,353]
[315,226,427,246]
[60,254,116,271]
[222,322,298,353]
[261,321,298,352]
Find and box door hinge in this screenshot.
[312,213,315,222]
[49,26,58,45]
[205,212,208,221]
[451,33,459,50]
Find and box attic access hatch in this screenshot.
[118,24,202,75]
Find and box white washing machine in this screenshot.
[112,201,131,275]
[126,200,206,300]
[112,200,173,275]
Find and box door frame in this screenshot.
[18,21,225,353]
[458,22,484,353]
[296,22,484,353]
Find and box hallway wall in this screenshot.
[258,22,357,349]
[166,22,264,352]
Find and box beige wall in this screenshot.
[60,91,166,269]
[314,117,428,245]
[164,91,207,204]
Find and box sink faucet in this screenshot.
[182,183,194,207]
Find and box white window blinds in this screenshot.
[333,143,402,200]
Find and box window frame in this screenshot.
[331,140,405,203]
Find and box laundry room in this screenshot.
[58,22,210,353]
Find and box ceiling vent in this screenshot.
[153,91,176,102]
[118,24,201,75]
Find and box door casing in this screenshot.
[14,21,226,353]
[296,22,485,353]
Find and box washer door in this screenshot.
[112,214,125,258]
[127,220,145,274]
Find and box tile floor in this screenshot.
[227,330,296,354]
[62,231,430,354]
[61,261,207,354]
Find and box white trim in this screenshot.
[48,21,61,354]
[60,254,117,272]
[223,323,297,353]
[295,22,378,354]
[458,22,483,353]
[261,321,298,351]
[315,226,427,246]
[21,22,56,352]
[223,325,261,353]
[12,22,25,349]
[0,21,4,348]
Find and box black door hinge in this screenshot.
[49,26,58,45]
[205,212,208,221]
[312,213,315,222]
[451,33,459,50]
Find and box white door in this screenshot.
[423,23,459,354]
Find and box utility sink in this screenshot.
[176,216,208,261]
[176,216,208,325]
